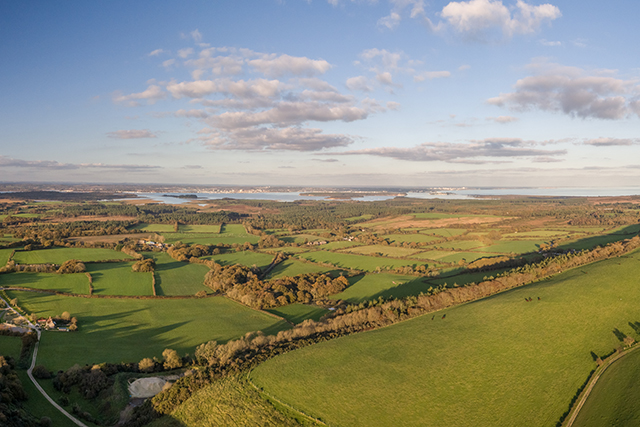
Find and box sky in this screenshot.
[1,0,639,188]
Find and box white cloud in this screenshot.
[331,137,566,163]
[162,59,176,68]
[178,48,194,58]
[378,12,402,30]
[0,156,160,171]
[433,0,561,41]
[248,54,332,78]
[148,49,165,57]
[487,60,640,120]
[582,137,636,146]
[346,76,372,92]
[539,39,561,46]
[386,101,401,110]
[486,115,519,123]
[106,129,158,139]
[191,29,203,43]
[414,70,451,82]
[113,85,166,106]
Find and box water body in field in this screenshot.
[131,187,640,204]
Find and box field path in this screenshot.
[0,291,88,427]
[565,344,640,427]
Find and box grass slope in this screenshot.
[330,274,426,303]
[202,251,274,270]
[267,304,329,324]
[251,249,640,427]
[6,290,290,372]
[150,375,302,427]
[0,335,22,359]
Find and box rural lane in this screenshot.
[565,344,640,427]
[0,291,88,427]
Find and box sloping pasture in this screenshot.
[252,249,640,427]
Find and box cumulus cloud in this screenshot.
[330,137,566,163]
[106,129,158,139]
[177,48,194,58]
[196,127,355,151]
[486,115,519,123]
[346,76,373,92]
[113,85,166,106]
[487,60,640,119]
[248,54,332,78]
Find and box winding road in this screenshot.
[0,292,88,427]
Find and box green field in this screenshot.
[251,249,640,427]
[573,348,640,426]
[431,240,486,250]
[0,335,23,359]
[478,239,546,254]
[151,252,210,296]
[86,262,153,296]
[221,224,249,234]
[0,247,15,265]
[131,223,176,232]
[280,234,326,244]
[344,244,420,258]
[266,259,333,280]
[298,251,423,272]
[16,371,73,427]
[268,304,329,324]
[330,273,427,303]
[179,224,221,233]
[409,228,467,237]
[437,251,500,264]
[1,272,89,294]
[150,375,301,427]
[382,234,441,244]
[6,290,290,372]
[321,241,362,250]
[202,251,275,270]
[13,247,133,264]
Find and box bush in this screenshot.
[32,365,52,379]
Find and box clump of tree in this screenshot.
[57,259,86,274]
[204,262,350,308]
[0,355,43,427]
[132,258,155,272]
[53,364,113,400]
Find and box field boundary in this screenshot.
[564,343,640,426]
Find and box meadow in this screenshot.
[202,251,275,270]
[265,259,334,280]
[0,247,15,265]
[267,304,329,324]
[86,262,153,296]
[330,273,427,303]
[1,272,90,294]
[150,252,210,296]
[131,223,176,233]
[251,249,640,427]
[344,244,420,258]
[178,224,220,233]
[12,247,133,264]
[381,234,441,244]
[0,335,23,359]
[298,251,423,272]
[6,290,290,372]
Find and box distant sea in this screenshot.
[131,187,640,204]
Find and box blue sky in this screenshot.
[1,0,639,187]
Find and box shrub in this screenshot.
[32,365,52,379]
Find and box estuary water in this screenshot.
[131,187,640,204]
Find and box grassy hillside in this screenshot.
[251,249,640,427]
[13,247,133,264]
